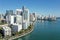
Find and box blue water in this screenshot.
[15,19,60,40]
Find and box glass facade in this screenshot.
[6,10,13,16]
[14,17,16,23]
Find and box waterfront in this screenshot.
[15,19,60,40]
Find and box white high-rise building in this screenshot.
[16,9,23,15]
[22,6,30,29]
[23,8,29,21]
[10,15,15,24]
[30,14,36,22]
[6,10,13,16]
[12,23,22,32]
[6,15,11,24]
[6,15,16,24]
[16,15,22,24]
[22,20,29,29]
[6,15,23,25]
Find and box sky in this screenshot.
[0,0,60,17]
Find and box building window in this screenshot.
[14,17,16,23]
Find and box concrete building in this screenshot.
[10,15,15,24]
[23,9,29,21]
[30,14,35,22]
[11,23,22,32]
[0,14,4,23]
[5,10,14,22]
[6,10,13,16]
[48,15,56,21]
[2,26,11,37]
[16,15,22,24]
[16,9,23,16]
[6,15,15,24]
[6,15,11,24]
[6,15,23,33]
[22,6,30,27]
[6,14,23,26]
[44,16,49,20]
[41,15,45,20]
[6,15,17,24]
[22,6,29,21]
[22,20,29,29]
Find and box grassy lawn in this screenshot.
[0,39,3,40]
[0,22,7,25]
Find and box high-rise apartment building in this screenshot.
[6,10,13,16]
[16,15,22,24]
[22,6,30,29]
[16,9,23,16]
[22,6,29,21]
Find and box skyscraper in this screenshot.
[16,15,22,24]
[16,9,23,16]
[6,10,13,16]
[22,6,29,21]
[9,15,15,24]
[5,10,14,24]
[22,6,30,29]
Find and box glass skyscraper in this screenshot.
[22,6,29,21]
[6,10,13,16]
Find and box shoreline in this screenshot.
[9,25,34,40]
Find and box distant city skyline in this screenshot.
[0,0,60,17]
